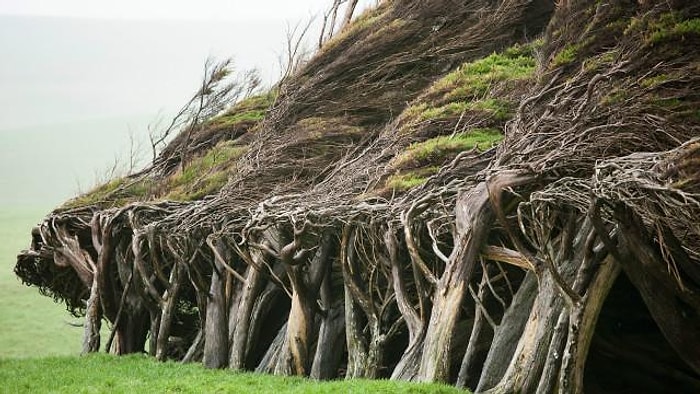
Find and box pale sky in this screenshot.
[0,0,347,21]
[0,0,376,206]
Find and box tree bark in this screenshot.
[155,262,183,361]
[418,181,493,382]
[617,213,700,375]
[82,273,102,354]
[229,264,265,369]
[477,273,537,391]
[310,269,345,380]
[203,239,229,368]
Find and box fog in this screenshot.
[0,14,298,207]
[0,0,375,207]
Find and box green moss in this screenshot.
[209,92,276,128]
[213,110,267,127]
[639,74,669,89]
[469,99,512,120]
[552,43,581,67]
[166,140,247,201]
[63,178,126,208]
[386,172,429,191]
[231,91,277,112]
[62,176,159,208]
[432,43,537,101]
[85,178,125,198]
[385,128,502,192]
[411,99,512,122]
[166,171,229,201]
[393,128,503,169]
[398,43,536,136]
[649,18,700,43]
[625,12,700,45]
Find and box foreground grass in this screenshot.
[0,354,465,394]
[0,206,82,358]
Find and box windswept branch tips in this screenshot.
[148,58,262,170]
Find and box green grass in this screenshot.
[63,177,126,208]
[63,177,159,209]
[212,109,267,127]
[398,43,536,133]
[0,354,465,394]
[0,206,82,358]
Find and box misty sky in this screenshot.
[0,1,374,207]
[0,0,347,21]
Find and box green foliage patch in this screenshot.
[63,177,160,209]
[166,140,246,201]
[552,43,582,67]
[398,43,537,135]
[625,12,700,45]
[649,17,700,43]
[393,128,503,169]
[409,98,513,122]
[210,92,276,129]
[0,354,465,393]
[384,128,503,192]
[212,110,267,127]
[385,167,440,191]
[431,43,538,102]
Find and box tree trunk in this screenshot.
[557,256,620,394]
[203,250,229,368]
[311,271,345,380]
[82,273,102,354]
[456,271,494,389]
[229,264,265,369]
[617,213,700,375]
[477,273,537,391]
[156,263,182,361]
[274,290,314,375]
[418,181,493,382]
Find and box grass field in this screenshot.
[0,354,464,393]
[0,206,83,358]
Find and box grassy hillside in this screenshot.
[0,207,82,358]
[0,354,463,393]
